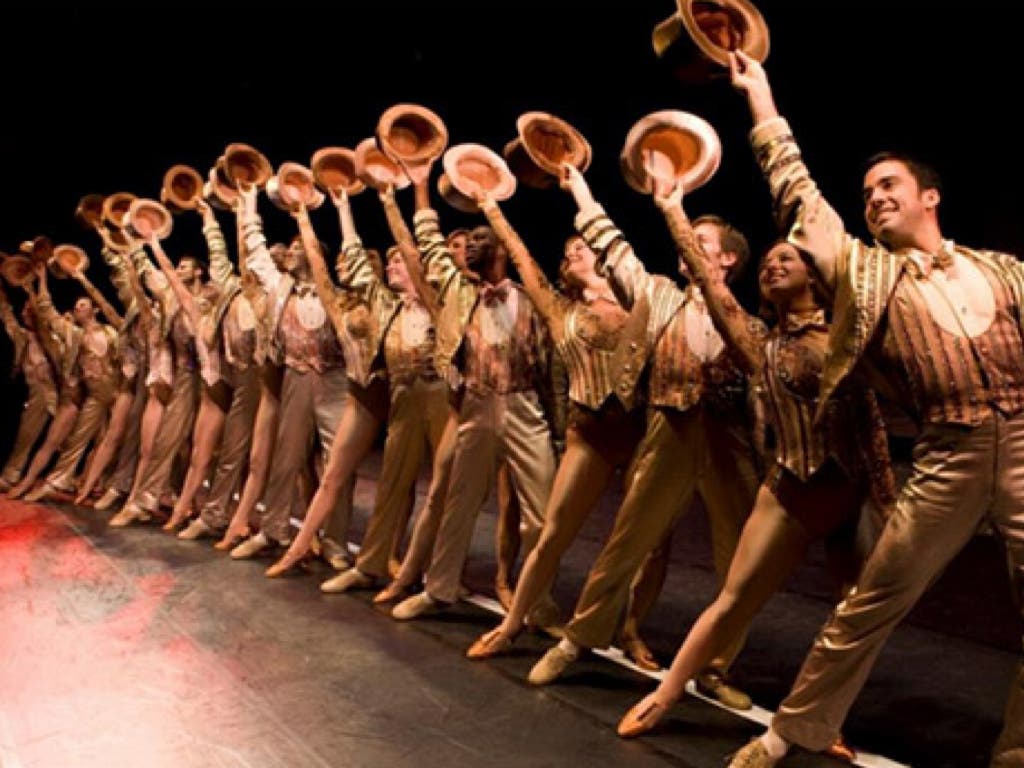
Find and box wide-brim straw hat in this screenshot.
[619,110,721,195]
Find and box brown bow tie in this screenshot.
[480,281,511,306]
[931,250,954,271]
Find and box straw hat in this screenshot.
[49,244,91,279]
[441,144,516,207]
[75,194,106,230]
[619,110,721,195]
[353,137,411,193]
[204,158,240,210]
[161,165,205,212]
[503,112,592,189]
[652,0,769,82]
[377,104,448,165]
[310,147,366,196]
[125,199,174,241]
[224,143,273,189]
[0,255,35,287]
[266,163,326,212]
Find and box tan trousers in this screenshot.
[774,411,1024,762]
[259,367,351,544]
[199,365,260,530]
[499,402,645,632]
[356,378,449,579]
[564,405,759,672]
[2,383,57,484]
[394,407,459,587]
[135,368,200,512]
[46,378,119,491]
[425,389,556,603]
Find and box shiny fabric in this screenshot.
[424,389,556,603]
[258,367,352,544]
[355,378,449,578]
[564,405,759,667]
[198,363,261,530]
[773,410,1024,756]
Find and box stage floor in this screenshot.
[0,455,1017,768]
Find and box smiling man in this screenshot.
[723,49,1024,768]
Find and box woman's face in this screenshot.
[562,236,597,288]
[758,242,811,306]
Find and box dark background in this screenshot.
[0,0,1020,637]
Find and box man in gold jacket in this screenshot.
[725,50,1023,768]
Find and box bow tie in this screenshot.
[480,280,511,306]
[294,282,316,298]
[931,250,955,271]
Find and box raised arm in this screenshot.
[198,200,238,294]
[377,185,440,318]
[238,185,285,297]
[32,264,72,339]
[731,51,851,291]
[72,268,124,329]
[291,205,348,337]
[562,165,655,310]
[655,183,764,375]
[0,283,27,349]
[146,238,201,332]
[476,193,564,337]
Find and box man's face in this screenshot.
[447,233,468,270]
[285,238,308,275]
[465,226,498,267]
[269,243,289,271]
[862,159,939,249]
[682,221,736,280]
[176,257,201,286]
[386,252,412,294]
[72,297,94,325]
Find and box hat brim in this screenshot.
[354,138,411,192]
[442,143,517,203]
[620,110,721,195]
[515,111,592,178]
[224,143,273,189]
[667,0,770,67]
[127,199,174,241]
[377,104,449,165]
[311,147,366,196]
[162,165,205,211]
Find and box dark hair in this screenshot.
[863,151,943,195]
[692,214,750,283]
[177,254,209,281]
[756,239,830,325]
